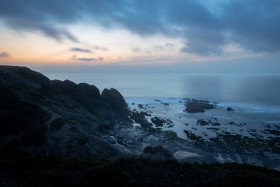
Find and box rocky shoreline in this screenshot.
[1,66,280,170]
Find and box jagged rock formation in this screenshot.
[0,66,130,158]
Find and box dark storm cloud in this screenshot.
[0,0,79,42]
[222,0,280,53]
[0,0,279,55]
[0,52,11,58]
[70,48,92,53]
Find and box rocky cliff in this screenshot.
[0,66,130,158]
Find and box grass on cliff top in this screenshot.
[0,148,279,186]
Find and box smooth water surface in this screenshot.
[45,72,280,107]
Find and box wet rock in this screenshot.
[207,127,220,131]
[227,121,247,127]
[274,125,280,130]
[265,130,280,136]
[151,117,172,127]
[211,122,221,126]
[185,99,216,113]
[197,119,210,126]
[151,117,165,127]
[138,104,144,109]
[227,107,234,111]
[130,111,153,128]
[142,146,175,161]
[140,111,151,117]
[184,130,204,142]
[265,124,272,129]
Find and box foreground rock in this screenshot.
[1,152,279,186]
[185,99,216,113]
[141,146,176,160]
[0,66,130,158]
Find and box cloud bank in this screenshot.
[70,48,92,53]
[1,0,279,55]
[0,52,11,58]
[72,55,103,62]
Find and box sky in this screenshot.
[0,0,279,73]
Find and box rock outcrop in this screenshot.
[185,99,216,113]
[0,65,129,159]
[102,88,127,114]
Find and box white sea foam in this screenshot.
[173,150,202,160]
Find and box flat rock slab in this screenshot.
[185,99,216,113]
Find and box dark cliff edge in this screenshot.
[0,65,130,159]
[0,66,279,186]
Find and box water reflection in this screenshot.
[184,74,280,106]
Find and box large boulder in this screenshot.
[101,88,127,113]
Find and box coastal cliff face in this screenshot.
[0,66,130,158]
